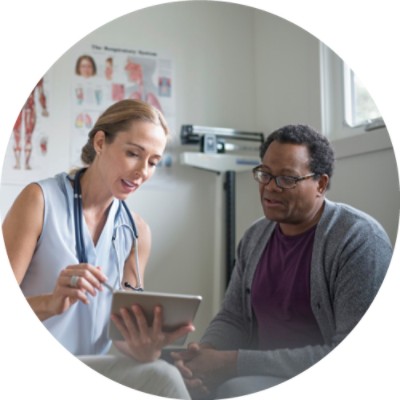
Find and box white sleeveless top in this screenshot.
[20,172,134,355]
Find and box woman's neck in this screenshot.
[78,167,113,245]
[79,166,113,213]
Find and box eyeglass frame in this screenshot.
[252,165,316,189]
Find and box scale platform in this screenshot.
[180,152,259,173]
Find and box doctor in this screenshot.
[2,99,193,399]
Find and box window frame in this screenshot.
[343,65,384,130]
[319,42,386,142]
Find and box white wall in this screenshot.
[252,9,399,244]
[328,133,399,243]
[254,11,322,132]
[1,2,398,342]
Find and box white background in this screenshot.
[0,1,399,399]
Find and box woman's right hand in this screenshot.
[49,264,108,316]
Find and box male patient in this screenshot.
[172,124,393,399]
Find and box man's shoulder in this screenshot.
[322,199,391,243]
[325,199,380,224]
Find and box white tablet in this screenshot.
[108,290,202,346]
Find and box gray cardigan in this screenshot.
[200,199,393,378]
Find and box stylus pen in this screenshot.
[102,281,114,292]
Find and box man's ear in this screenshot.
[317,174,329,196]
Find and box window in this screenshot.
[320,43,386,141]
[343,65,384,129]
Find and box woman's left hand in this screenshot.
[111,304,195,362]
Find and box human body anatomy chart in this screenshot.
[70,44,175,167]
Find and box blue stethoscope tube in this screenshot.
[73,168,143,291]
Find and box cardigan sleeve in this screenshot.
[200,237,256,350]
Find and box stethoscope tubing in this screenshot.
[73,168,142,290]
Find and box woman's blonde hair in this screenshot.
[81,99,169,165]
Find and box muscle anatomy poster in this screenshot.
[2,74,51,184]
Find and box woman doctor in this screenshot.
[2,99,193,399]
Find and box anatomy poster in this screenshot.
[2,74,51,184]
[70,44,175,168]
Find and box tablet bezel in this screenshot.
[108,290,202,346]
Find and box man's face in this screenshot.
[258,141,326,235]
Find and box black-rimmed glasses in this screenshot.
[252,165,315,189]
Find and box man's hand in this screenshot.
[171,342,238,397]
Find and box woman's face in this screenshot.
[94,121,167,200]
[79,58,95,78]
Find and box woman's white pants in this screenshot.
[79,354,190,399]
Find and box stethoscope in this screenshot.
[73,168,143,291]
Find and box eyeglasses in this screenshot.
[252,165,315,189]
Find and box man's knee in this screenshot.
[216,375,286,399]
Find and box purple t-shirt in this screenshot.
[251,224,324,350]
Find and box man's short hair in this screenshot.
[260,124,335,185]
